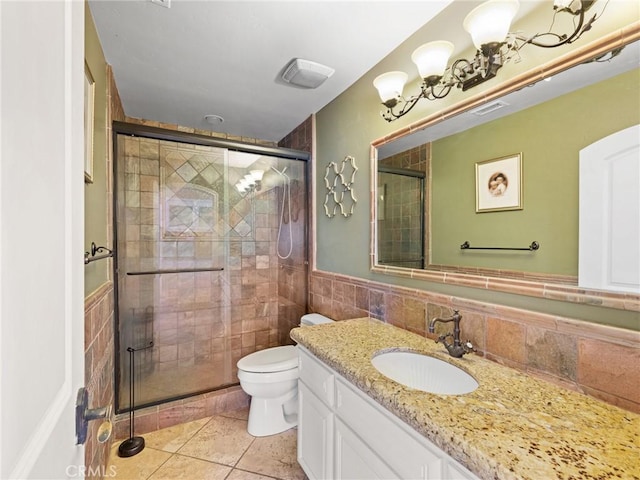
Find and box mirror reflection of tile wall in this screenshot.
[378,144,429,269]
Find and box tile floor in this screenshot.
[108,408,307,480]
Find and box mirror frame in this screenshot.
[371,24,640,312]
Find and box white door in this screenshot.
[579,124,640,293]
[1,1,85,478]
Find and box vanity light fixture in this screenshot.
[373,0,602,122]
[235,169,265,193]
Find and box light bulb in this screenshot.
[250,169,264,182]
[463,0,519,50]
[243,174,255,186]
[411,41,455,80]
[373,71,408,103]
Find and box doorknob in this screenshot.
[75,387,113,445]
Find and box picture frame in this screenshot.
[84,62,95,183]
[475,153,522,213]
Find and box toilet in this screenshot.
[237,313,334,437]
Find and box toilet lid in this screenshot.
[237,345,298,373]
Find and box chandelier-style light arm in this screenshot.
[373,0,607,122]
[519,9,596,49]
[423,79,455,100]
[449,58,475,84]
[380,94,424,122]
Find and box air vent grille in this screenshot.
[470,100,509,116]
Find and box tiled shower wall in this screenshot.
[116,136,283,406]
[109,115,312,438]
[277,116,313,344]
[309,270,640,413]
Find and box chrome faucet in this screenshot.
[428,310,474,358]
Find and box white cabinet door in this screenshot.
[298,381,333,480]
[334,418,398,480]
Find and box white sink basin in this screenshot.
[371,351,479,395]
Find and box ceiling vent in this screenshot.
[470,100,509,116]
[282,59,335,89]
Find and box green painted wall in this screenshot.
[314,2,640,330]
[84,6,110,296]
[431,69,640,275]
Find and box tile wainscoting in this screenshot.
[84,282,116,479]
[113,386,249,441]
[309,270,640,413]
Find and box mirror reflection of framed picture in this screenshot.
[475,153,522,213]
[84,62,95,183]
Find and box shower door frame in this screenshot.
[111,121,311,413]
[377,165,426,269]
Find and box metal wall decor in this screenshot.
[323,156,358,218]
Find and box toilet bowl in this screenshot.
[237,313,334,436]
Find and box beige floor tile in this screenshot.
[108,445,171,480]
[177,415,254,466]
[147,454,231,480]
[236,428,305,480]
[226,468,279,480]
[144,417,210,453]
[220,407,249,421]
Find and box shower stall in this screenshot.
[377,166,425,269]
[113,123,309,412]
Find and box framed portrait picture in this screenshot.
[475,153,522,213]
[84,62,95,183]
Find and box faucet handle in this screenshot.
[463,340,476,354]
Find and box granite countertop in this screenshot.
[290,317,639,480]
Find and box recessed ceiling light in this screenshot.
[204,114,224,125]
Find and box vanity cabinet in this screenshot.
[298,382,333,479]
[297,346,479,480]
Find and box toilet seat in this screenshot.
[237,345,297,373]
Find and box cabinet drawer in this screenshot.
[298,346,335,406]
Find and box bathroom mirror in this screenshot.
[372,33,640,307]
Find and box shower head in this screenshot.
[270,166,290,182]
[271,166,288,176]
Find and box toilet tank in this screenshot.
[300,313,334,326]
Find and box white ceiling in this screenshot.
[88,0,454,143]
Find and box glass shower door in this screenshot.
[115,136,234,410]
[377,168,425,269]
[114,131,309,412]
